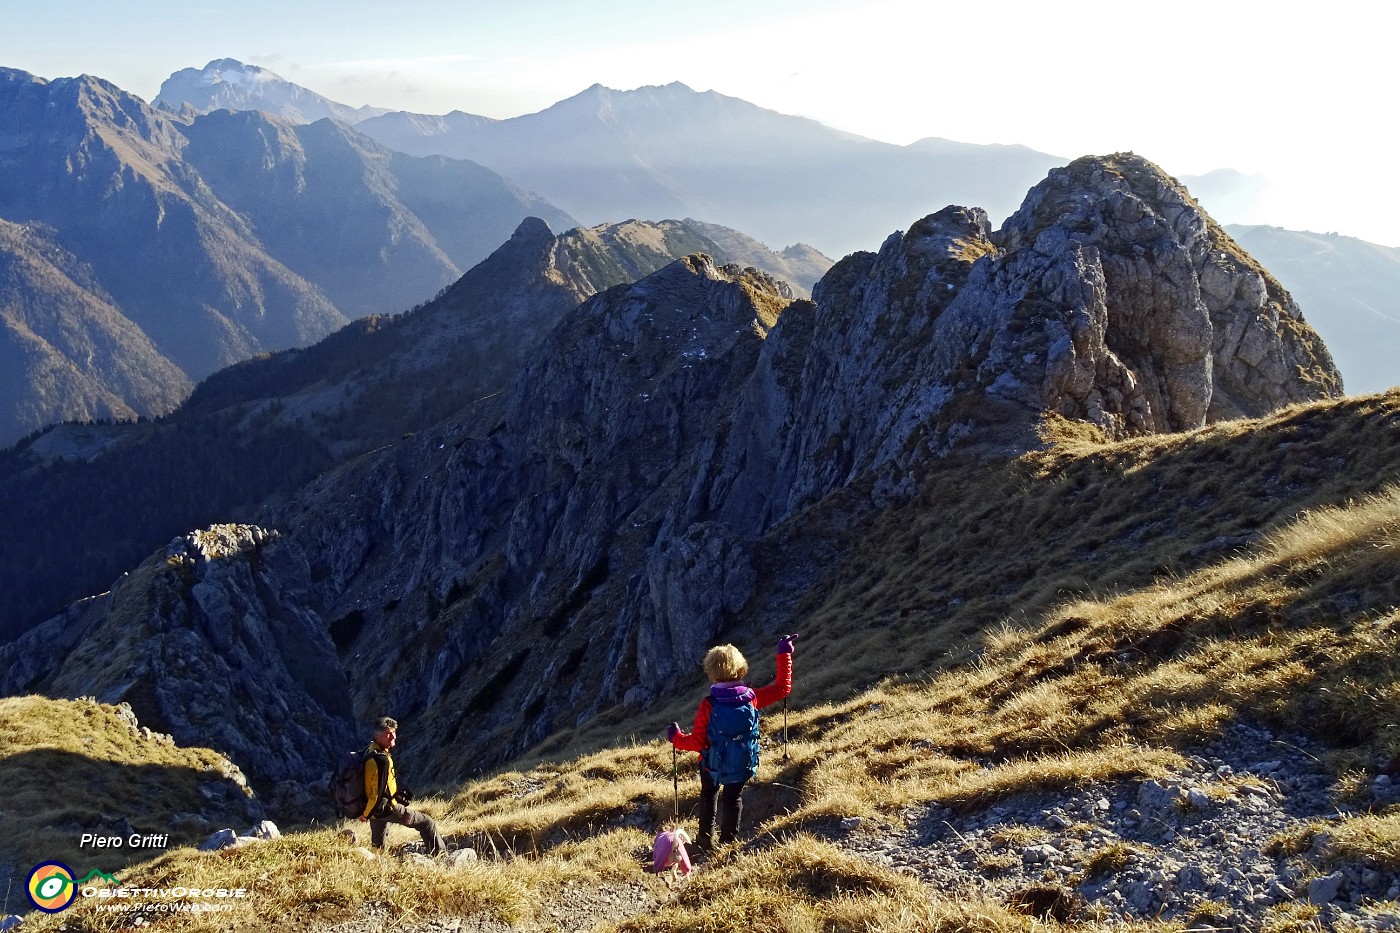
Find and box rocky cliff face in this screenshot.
[0,525,354,792]
[2,154,1342,789]
[263,256,793,776]
[0,216,830,651]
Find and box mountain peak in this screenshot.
[0,66,45,87]
[204,56,256,72]
[555,80,703,110]
[154,59,390,125]
[194,58,276,89]
[511,216,555,243]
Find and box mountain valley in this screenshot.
[3,55,1400,933]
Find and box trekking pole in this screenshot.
[782,696,790,762]
[779,631,798,762]
[672,744,680,820]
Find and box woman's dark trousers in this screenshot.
[697,768,747,849]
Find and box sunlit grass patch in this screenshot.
[608,835,935,933]
[0,695,249,891]
[1320,811,1400,868]
[1079,840,1140,880]
[1261,900,1325,932]
[19,825,657,932]
[935,748,1183,814]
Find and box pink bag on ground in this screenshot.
[651,827,692,882]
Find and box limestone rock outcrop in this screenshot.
[993,154,1341,428]
[720,154,1342,522]
[0,524,354,787]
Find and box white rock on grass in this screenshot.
[249,820,281,839]
[198,829,239,851]
[445,848,478,869]
[1309,871,1345,905]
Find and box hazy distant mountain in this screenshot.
[0,67,344,385]
[154,58,390,124]
[0,219,192,441]
[1226,225,1400,394]
[0,66,578,444]
[355,82,1067,259]
[152,68,1065,257]
[177,108,575,317]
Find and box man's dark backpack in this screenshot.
[329,749,371,818]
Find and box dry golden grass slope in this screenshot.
[10,389,1400,932]
[0,696,253,914]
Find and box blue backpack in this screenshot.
[703,698,760,785]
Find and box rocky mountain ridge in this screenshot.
[0,217,831,645]
[179,216,827,453]
[0,154,1345,799]
[0,153,1341,792]
[281,155,1338,775]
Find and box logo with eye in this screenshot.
[27,861,78,912]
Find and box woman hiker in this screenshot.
[666,634,796,852]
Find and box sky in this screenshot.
[3,0,1396,246]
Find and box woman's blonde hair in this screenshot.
[703,644,748,683]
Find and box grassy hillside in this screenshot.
[0,697,255,917]
[16,390,1400,931]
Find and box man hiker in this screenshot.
[359,716,448,856]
